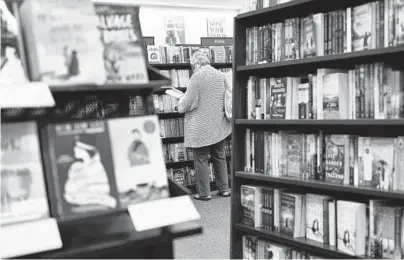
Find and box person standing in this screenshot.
[176,52,231,201]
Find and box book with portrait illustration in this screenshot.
[305,194,333,244]
[1,122,50,225]
[19,0,106,85]
[359,137,395,190]
[45,121,119,219]
[95,3,148,84]
[107,115,169,208]
[337,200,367,256]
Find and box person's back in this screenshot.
[176,52,231,201]
[184,65,231,148]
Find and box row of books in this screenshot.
[159,118,184,138]
[164,140,232,163]
[153,93,179,113]
[245,130,404,191]
[241,185,404,257]
[246,0,404,65]
[1,116,169,225]
[243,236,322,259]
[247,64,404,120]
[6,0,148,85]
[167,166,196,186]
[158,68,232,89]
[147,45,233,64]
[245,0,295,12]
[163,143,193,163]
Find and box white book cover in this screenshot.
[20,0,106,85]
[107,115,170,207]
[1,122,50,225]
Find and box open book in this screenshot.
[165,87,184,99]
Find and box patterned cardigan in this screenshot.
[178,65,232,148]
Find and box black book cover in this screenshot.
[46,120,119,219]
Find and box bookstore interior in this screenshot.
[1,0,404,259]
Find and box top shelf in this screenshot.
[150,62,232,70]
[237,0,377,26]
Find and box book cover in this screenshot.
[165,16,185,45]
[1,122,50,225]
[352,3,373,51]
[107,115,170,207]
[172,168,186,185]
[95,3,148,84]
[280,193,295,236]
[46,121,119,218]
[270,78,287,119]
[20,0,106,85]
[241,185,261,227]
[206,17,226,37]
[325,135,346,184]
[147,45,161,63]
[306,194,331,244]
[302,15,316,58]
[322,73,340,119]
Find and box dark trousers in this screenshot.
[193,139,229,197]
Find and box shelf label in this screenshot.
[200,37,233,46]
[0,82,55,108]
[1,218,63,258]
[128,195,200,232]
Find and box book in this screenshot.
[95,3,148,84]
[240,185,262,227]
[280,192,306,237]
[165,88,184,99]
[107,115,170,207]
[337,200,367,256]
[20,0,106,85]
[305,194,332,244]
[1,122,50,225]
[45,121,119,218]
[351,3,373,52]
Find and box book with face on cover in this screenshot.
[45,120,119,219]
[107,115,170,207]
[94,3,148,84]
[19,0,106,86]
[1,122,50,225]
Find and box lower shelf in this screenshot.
[234,224,364,259]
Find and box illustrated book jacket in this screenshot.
[19,0,106,85]
[1,122,50,225]
[94,3,148,84]
[107,115,170,207]
[45,120,119,219]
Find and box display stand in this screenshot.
[230,0,404,259]
[1,1,202,258]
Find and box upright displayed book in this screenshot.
[95,3,148,84]
[45,120,119,219]
[1,122,50,225]
[19,0,106,85]
[107,115,169,207]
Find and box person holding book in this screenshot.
[173,52,231,201]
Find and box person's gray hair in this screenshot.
[191,51,210,67]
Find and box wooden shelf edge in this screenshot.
[235,172,404,200]
[235,119,404,126]
[237,46,404,72]
[234,223,363,259]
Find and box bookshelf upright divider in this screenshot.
[231,0,404,259]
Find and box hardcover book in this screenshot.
[351,3,373,51]
[1,122,50,225]
[325,135,347,184]
[20,0,106,85]
[46,121,119,218]
[107,115,170,207]
[269,78,287,119]
[95,3,148,84]
[240,185,261,227]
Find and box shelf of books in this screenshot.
[0,0,202,258]
[145,43,234,193]
[231,0,404,259]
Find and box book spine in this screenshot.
[323,199,330,245]
[370,63,375,119]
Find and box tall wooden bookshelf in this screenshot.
[230,0,404,259]
[151,62,233,193]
